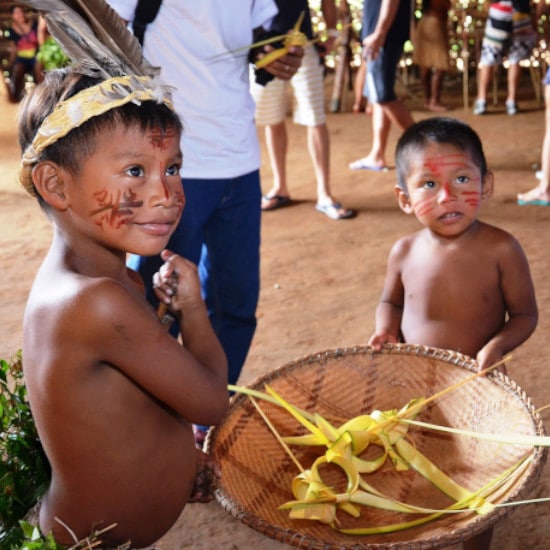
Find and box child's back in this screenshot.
[24,259,195,545]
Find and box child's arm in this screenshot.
[154,249,227,375]
[75,254,228,427]
[368,241,405,349]
[476,236,538,370]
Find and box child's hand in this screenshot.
[153,249,203,315]
[368,333,398,351]
[188,448,220,503]
[476,344,506,374]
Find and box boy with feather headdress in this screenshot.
[17,0,229,546]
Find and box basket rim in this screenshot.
[207,344,548,550]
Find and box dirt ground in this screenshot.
[2,70,550,549]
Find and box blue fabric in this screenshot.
[362,0,410,44]
[128,170,262,385]
[270,0,314,39]
[363,41,404,103]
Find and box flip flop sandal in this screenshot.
[261,194,291,211]
[316,202,355,220]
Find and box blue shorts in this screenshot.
[15,56,36,72]
[363,41,404,103]
[544,67,550,86]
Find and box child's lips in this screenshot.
[139,219,176,236]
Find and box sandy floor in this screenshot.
[2,71,550,549]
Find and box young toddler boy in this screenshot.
[368,116,538,549]
[18,68,228,547]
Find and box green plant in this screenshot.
[0,351,51,549]
[18,520,127,550]
[18,522,64,550]
[36,38,70,71]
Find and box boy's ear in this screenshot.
[481,170,494,199]
[394,185,414,214]
[32,162,69,210]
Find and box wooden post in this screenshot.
[330,0,352,113]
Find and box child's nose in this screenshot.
[150,173,177,207]
[438,181,456,202]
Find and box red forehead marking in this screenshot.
[148,126,177,150]
[423,153,467,173]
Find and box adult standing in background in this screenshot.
[413,0,451,112]
[473,0,537,116]
[517,0,550,205]
[349,0,415,172]
[251,0,354,220]
[106,0,303,444]
[4,5,46,103]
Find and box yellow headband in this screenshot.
[18,74,174,197]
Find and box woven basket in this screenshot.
[206,344,547,549]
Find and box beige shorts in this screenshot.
[251,44,326,127]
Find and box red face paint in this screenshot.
[414,197,435,218]
[91,187,143,229]
[148,127,177,150]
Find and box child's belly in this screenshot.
[40,419,196,547]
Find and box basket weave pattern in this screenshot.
[207,344,547,549]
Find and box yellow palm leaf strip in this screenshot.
[402,355,510,421]
[401,418,550,447]
[208,33,289,61]
[395,438,493,514]
[264,385,331,446]
[341,472,504,536]
[284,454,461,522]
[535,403,550,415]
[247,395,305,474]
[255,11,310,69]
[228,384,316,421]
[280,456,360,525]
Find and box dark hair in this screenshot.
[18,69,182,206]
[395,117,488,193]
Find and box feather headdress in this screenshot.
[18,0,174,196]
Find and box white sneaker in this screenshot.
[473,99,487,115]
[505,100,518,115]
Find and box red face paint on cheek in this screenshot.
[414,197,435,218]
[459,190,481,208]
[90,187,144,229]
[174,191,185,212]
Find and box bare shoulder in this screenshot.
[477,222,526,255]
[24,270,156,357]
[388,230,425,262]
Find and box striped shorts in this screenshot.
[479,1,536,66]
[251,44,326,127]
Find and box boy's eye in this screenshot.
[126,165,145,177]
[165,164,181,177]
[422,180,436,189]
[456,175,469,184]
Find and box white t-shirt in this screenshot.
[107,0,277,179]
